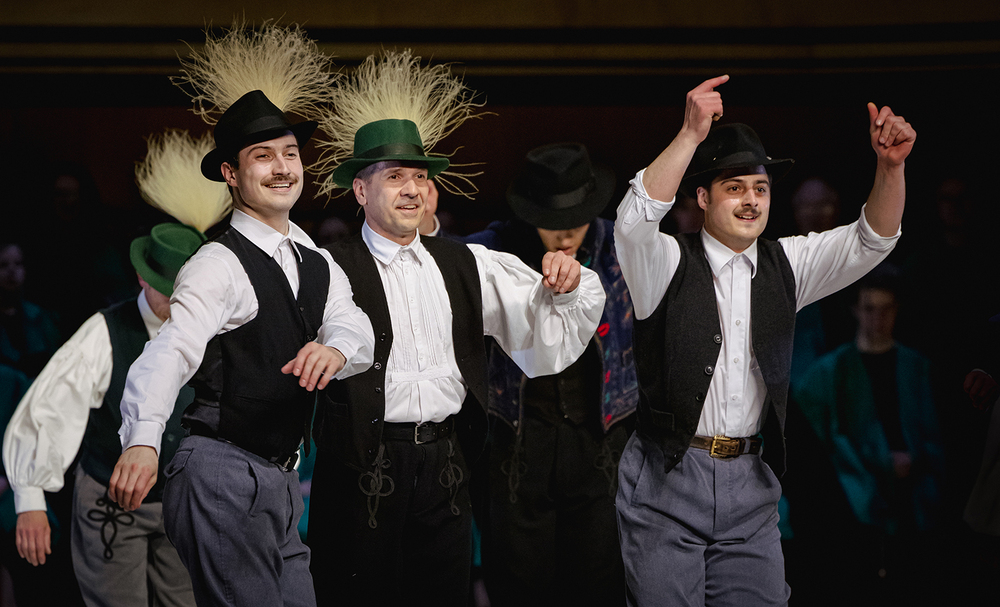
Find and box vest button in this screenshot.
[371,418,379,424]
[299,306,305,312]
[714,334,722,344]
[374,362,382,370]
[704,365,714,375]
[375,387,382,393]
[379,333,387,342]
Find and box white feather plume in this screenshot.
[173,19,338,122]
[136,130,232,232]
[312,49,486,199]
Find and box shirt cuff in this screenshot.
[857,203,901,251]
[13,487,47,514]
[629,168,676,222]
[121,420,163,455]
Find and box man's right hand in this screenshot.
[681,74,729,145]
[16,510,51,566]
[108,445,158,511]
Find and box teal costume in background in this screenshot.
[795,343,945,532]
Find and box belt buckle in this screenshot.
[414,422,431,445]
[709,435,740,459]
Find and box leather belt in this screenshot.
[382,417,456,445]
[690,435,762,459]
[188,427,299,471]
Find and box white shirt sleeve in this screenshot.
[3,313,113,513]
[119,245,251,454]
[614,169,682,320]
[780,203,900,311]
[315,249,375,379]
[470,243,606,378]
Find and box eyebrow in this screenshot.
[247,143,300,154]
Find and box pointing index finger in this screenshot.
[694,74,729,93]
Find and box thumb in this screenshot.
[867,102,879,127]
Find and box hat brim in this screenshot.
[129,237,175,297]
[329,155,450,189]
[201,121,318,182]
[682,156,794,190]
[506,164,616,231]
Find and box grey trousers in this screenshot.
[616,433,790,607]
[71,466,195,607]
[162,435,315,607]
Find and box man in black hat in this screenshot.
[4,223,203,607]
[613,75,915,605]
[108,90,375,607]
[440,142,637,606]
[306,120,606,606]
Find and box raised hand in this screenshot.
[682,75,729,144]
[867,103,916,167]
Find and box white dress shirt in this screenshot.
[3,292,162,514]
[119,210,375,454]
[615,169,899,438]
[361,222,606,424]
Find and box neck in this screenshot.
[236,204,290,235]
[856,333,895,354]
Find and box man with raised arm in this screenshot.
[613,74,915,606]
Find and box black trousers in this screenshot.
[484,414,629,607]
[308,434,473,607]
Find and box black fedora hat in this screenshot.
[201,90,318,182]
[506,143,616,231]
[682,123,794,188]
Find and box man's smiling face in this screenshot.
[354,161,430,246]
[697,166,771,253]
[223,132,303,224]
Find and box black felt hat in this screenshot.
[201,90,318,182]
[682,123,794,188]
[506,143,616,230]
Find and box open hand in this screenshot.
[281,342,346,391]
[16,511,51,566]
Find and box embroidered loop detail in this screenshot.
[438,437,464,516]
[594,437,622,497]
[86,491,135,560]
[500,430,528,504]
[358,444,394,529]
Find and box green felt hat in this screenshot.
[129,223,206,297]
[329,119,450,188]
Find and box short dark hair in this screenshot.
[855,262,901,301]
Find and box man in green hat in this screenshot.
[108,90,375,607]
[3,222,203,607]
[306,118,607,606]
[613,75,915,605]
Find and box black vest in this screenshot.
[319,234,488,472]
[633,233,796,474]
[183,228,329,463]
[77,299,192,501]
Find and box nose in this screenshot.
[400,176,419,197]
[272,154,290,174]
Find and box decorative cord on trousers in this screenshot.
[439,437,464,516]
[594,436,622,497]
[500,429,527,504]
[86,490,135,560]
[358,444,394,529]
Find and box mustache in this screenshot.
[263,175,299,186]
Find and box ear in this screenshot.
[353,178,367,206]
[221,162,239,187]
[696,186,710,211]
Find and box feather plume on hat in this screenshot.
[312,49,487,199]
[136,129,232,232]
[172,19,337,123]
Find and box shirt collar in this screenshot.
[700,228,758,278]
[136,289,164,340]
[361,221,423,266]
[230,209,310,262]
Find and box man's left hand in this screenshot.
[541,251,581,294]
[868,103,916,167]
[282,343,347,391]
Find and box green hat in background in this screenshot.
[329,119,450,188]
[129,223,206,297]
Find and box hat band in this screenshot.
[531,178,596,211]
[145,252,180,287]
[357,142,426,160]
